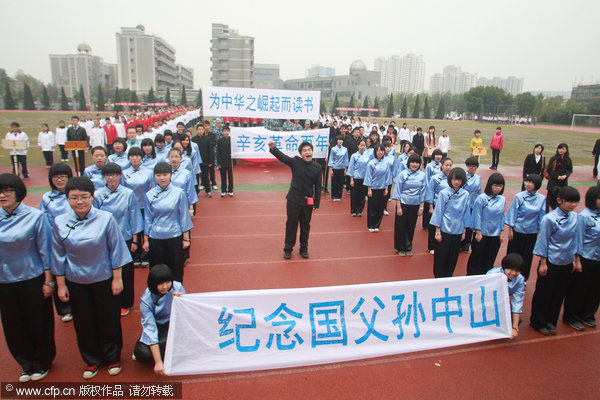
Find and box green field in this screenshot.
[1,111,598,167]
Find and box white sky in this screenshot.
[1,0,598,92]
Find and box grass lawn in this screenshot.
[1,111,598,167]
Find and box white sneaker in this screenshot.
[398,251,406,256]
[221,192,226,197]
[199,185,205,190]
[228,192,234,197]
[131,354,137,361]
[368,228,375,232]
[383,210,389,215]
[374,228,380,232]
[211,185,218,190]
[429,250,435,255]
[62,313,73,322]
[107,363,122,376]
[31,370,49,381]
[19,371,31,383]
[82,366,99,379]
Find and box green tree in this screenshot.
[165,87,172,106]
[195,89,202,107]
[412,94,421,118]
[59,87,69,110]
[23,83,35,110]
[332,93,340,114]
[113,88,122,112]
[41,85,50,110]
[77,84,86,110]
[361,96,370,117]
[464,86,513,117]
[320,97,327,113]
[3,82,16,109]
[147,87,156,103]
[435,98,446,119]
[587,99,600,115]
[96,84,105,111]
[179,86,187,106]
[373,97,380,117]
[386,93,394,117]
[130,91,138,103]
[423,96,431,118]
[515,92,536,115]
[400,97,408,118]
[347,93,357,116]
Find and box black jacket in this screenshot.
[522,153,545,178]
[66,125,88,142]
[546,155,573,186]
[270,147,322,208]
[593,138,600,156]
[217,136,232,167]
[412,134,425,155]
[344,136,359,157]
[192,134,214,166]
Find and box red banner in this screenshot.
[335,107,380,112]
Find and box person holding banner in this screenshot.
[132,264,185,375]
[66,116,88,176]
[217,125,234,197]
[348,139,370,217]
[328,136,349,201]
[364,145,391,233]
[268,140,322,259]
[6,122,30,179]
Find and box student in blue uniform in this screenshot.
[51,177,132,379]
[170,141,193,174]
[563,186,600,330]
[169,148,198,215]
[394,145,416,177]
[459,157,482,252]
[132,264,185,375]
[364,144,390,232]
[504,173,546,281]
[466,173,506,275]
[422,149,444,230]
[328,135,349,201]
[40,163,73,322]
[0,174,55,383]
[142,162,193,283]
[107,138,130,171]
[163,130,174,149]
[382,140,396,215]
[393,154,427,256]
[348,139,370,217]
[530,186,580,335]
[154,134,169,162]
[430,167,471,278]
[93,163,143,317]
[84,146,108,190]
[180,134,201,179]
[425,157,453,254]
[487,253,526,339]
[141,138,158,172]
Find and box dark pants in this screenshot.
[284,202,313,251]
[491,148,501,168]
[52,275,71,316]
[394,204,419,252]
[43,151,54,166]
[383,184,392,210]
[316,159,327,191]
[593,154,598,178]
[200,165,212,193]
[120,242,134,309]
[149,236,184,283]
[133,322,169,363]
[10,155,28,177]
[428,225,438,251]
[331,169,345,199]
[323,166,330,192]
[0,274,55,372]
[58,144,69,160]
[71,150,86,176]
[506,231,538,281]
[219,166,234,193]
[350,178,366,214]
[345,175,351,192]
[67,278,122,366]
[209,165,217,186]
[367,189,385,229]
[459,209,474,251]
[433,232,462,278]
[422,202,432,229]
[466,235,501,275]
[564,258,600,324]
[530,262,572,330]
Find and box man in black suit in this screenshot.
[66,116,89,176]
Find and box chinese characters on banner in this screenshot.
[202,86,320,120]
[230,127,330,159]
[164,274,511,375]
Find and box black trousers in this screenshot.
[383,184,392,210]
[433,232,462,278]
[323,166,330,192]
[394,204,419,252]
[466,235,501,275]
[10,155,29,177]
[459,208,474,251]
[331,169,345,199]
[58,144,69,160]
[594,154,599,178]
[350,178,367,214]
[345,175,351,192]
[52,275,71,316]
[71,150,86,176]
[133,322,169,363]
[491,148,501,168]
[284,202,313,251]
[220,166,234,193]
[506,231,538,281]
[564,258,600,324]
[316,159,327,190]
[43,151,54,166]
[422,202,432,229]
[200,165,212,193]
[209,165,217,186]
[149,235,184,283]
[530,262,572,330]
[0,274,55,372]
[67,278,122,366]
[120,240,134,309]
[367,189,385,229]
[428,225,438,251]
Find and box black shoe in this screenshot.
[459,247,470,253]
[547,324,557,335]
[582,319,596,328]
[532,324,551,335]
[283,250,292,259]
[300,249,309,259]
[567,321,585,331]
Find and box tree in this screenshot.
[147,87,156,104]
[411,95,421,118]
[373,97,380,117]
[320,97,326,114]
[464,86,513,117]
[386,93,394,117]
[77,84,86,110]
[515,92,536,115]
[130,91,138,103]
[179,86,187,106]
[435,98,446,119]
[23,83,35,110]
[423,96,431,119]
[347,93,357,116]
[332,93,340,114]
[400,97,408,118]
[361,96,370,117]
[41,85,50,110]
[165,87,172,106]
[3,82,16,109]
[195,89,202,107]
[96,84,105,111]
[113,88,122,112]
[59,87,69,110]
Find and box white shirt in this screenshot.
[438,136,451,153]
[38,131,55,151]
[398,128,411,142]
[5,131,29,155]
[409,130,417,140]
[55,127,67,145]
[89,127,106,148]
[114,122,126,138]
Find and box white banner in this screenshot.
[164,275,511,375]
[230,127,329,159]
[202,86,320,119]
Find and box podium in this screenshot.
[1,139,28,177]
[65,141,88,176]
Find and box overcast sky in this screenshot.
[1,0,598,92]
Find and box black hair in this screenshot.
[71,116,79,120]
[335,135,344,143]
[127,146,144,159]
[101,162,122,176]
[48,163,73,190]
[407,154,422,168]
[447,167,467,188]
[0,173,27,202]
[179,136,193,156]
[383,140,392,147]
[585,186,600,210]
[374,144,386,160]
[357,138,366,146]
[176,122,185,127]
[496,127,502,131]
[441,157,453,166]
[556,143,569,158]
[502,253,524,272]
[10,122,20,127]
[465,156,479,167]
[126,125,136,132]
[474,129,481,134]
[524,173,543,191]
[91,146,107,156]
[153,161,172,175]
[135,123,144,131]
[147,264,173,295]
[484,172,505,195]
[113,137,128,151]
[432,149,443,158]
[557,186,580,202]
[222,125,231,132]
[195,123,204,129]
[298,141,313,153]
[65,176,95,197]
[417,127,423,133]
[533,143,544,153]
[141,138,156,158]
[41,123,49,129]
[164,130,174,138]
[154,134,165,144]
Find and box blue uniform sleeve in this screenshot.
[106,215,133,269]
[418,175,427,204]
[391,173,404,201]
[185,174,199,205]
[173,281,186,294]
[364,163,374,187]
[347,154,356,177]
[140,296,159,345]
[576,214,586,256]
[425,176,436,204]
[533,216,552,259]
[504,195,519,227]
[471,196,484,231]
[178,191,194,233]
[511,278,525,314]
[143,194,153,236]
[537,198,546,229]
[343,149,349,168]
[35,213,51,270]
[50,220,67,276]
[129,193,143,235]
[430,192,446,228]
[462,197,472,230]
